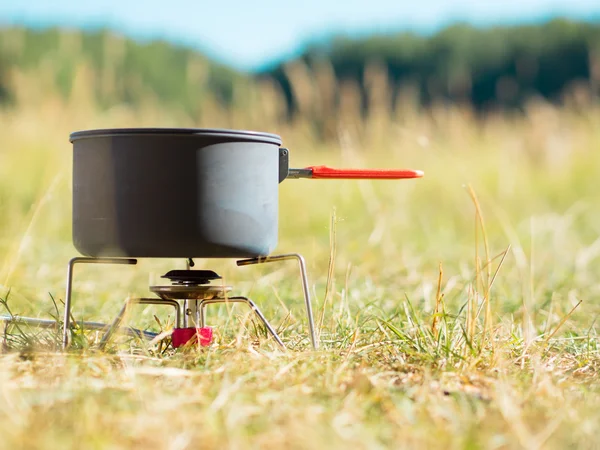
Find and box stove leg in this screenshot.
[294,255,318,350]
[199,296,285,350]
[98,298,180,349]
[63,257,137,350]
[237,253,319,349]
[197,299,205,328]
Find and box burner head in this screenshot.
[150,285,232,300]
[161,270,221,286]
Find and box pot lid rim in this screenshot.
[69,128,282,145]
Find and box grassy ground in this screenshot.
[1,98,599,449]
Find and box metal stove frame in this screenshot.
[2,253,318,351]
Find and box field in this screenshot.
[1,90,600,449]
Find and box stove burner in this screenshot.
[6,253,318,352]
[150,284,232,301]
[161,269,221,286]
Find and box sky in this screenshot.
[1,0,599,71]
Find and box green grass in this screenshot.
[0,99,599,449]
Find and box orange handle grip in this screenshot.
[305,165,424,179]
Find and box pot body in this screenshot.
[71,128,282,258]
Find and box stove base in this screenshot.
[25,253,320,351]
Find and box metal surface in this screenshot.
[199,297,285,350]
[99,298,180,349]
[237,253,318,350]
[63,257,137,349]
[1,315,158,341]
[70,128,282,146]
[71,129,281,258]
[279,147,289,183]
[70,128,422,259]
[183,299,190,328]
[286,168,313,179]
[150,285,232,300]
[160,269,221,285]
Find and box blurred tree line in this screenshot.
[0,19,599,118]
[266,19,600,116]
[0,26,243,116]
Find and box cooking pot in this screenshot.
[70,128,423,258]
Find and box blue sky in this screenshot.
[1,0,599,70]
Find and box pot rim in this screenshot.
[69,128,282,146]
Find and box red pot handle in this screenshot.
[305,165,424,179]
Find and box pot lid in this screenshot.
[69,128,282,145]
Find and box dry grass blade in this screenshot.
[317,207,337,339]
[466,184,493,352]
[544,299,583,344]
[431,262,444,339]
[488,245,511,292]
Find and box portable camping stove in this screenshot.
[2,253,317,351]
[1,127,424,351]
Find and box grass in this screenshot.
[0,92,600,449]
